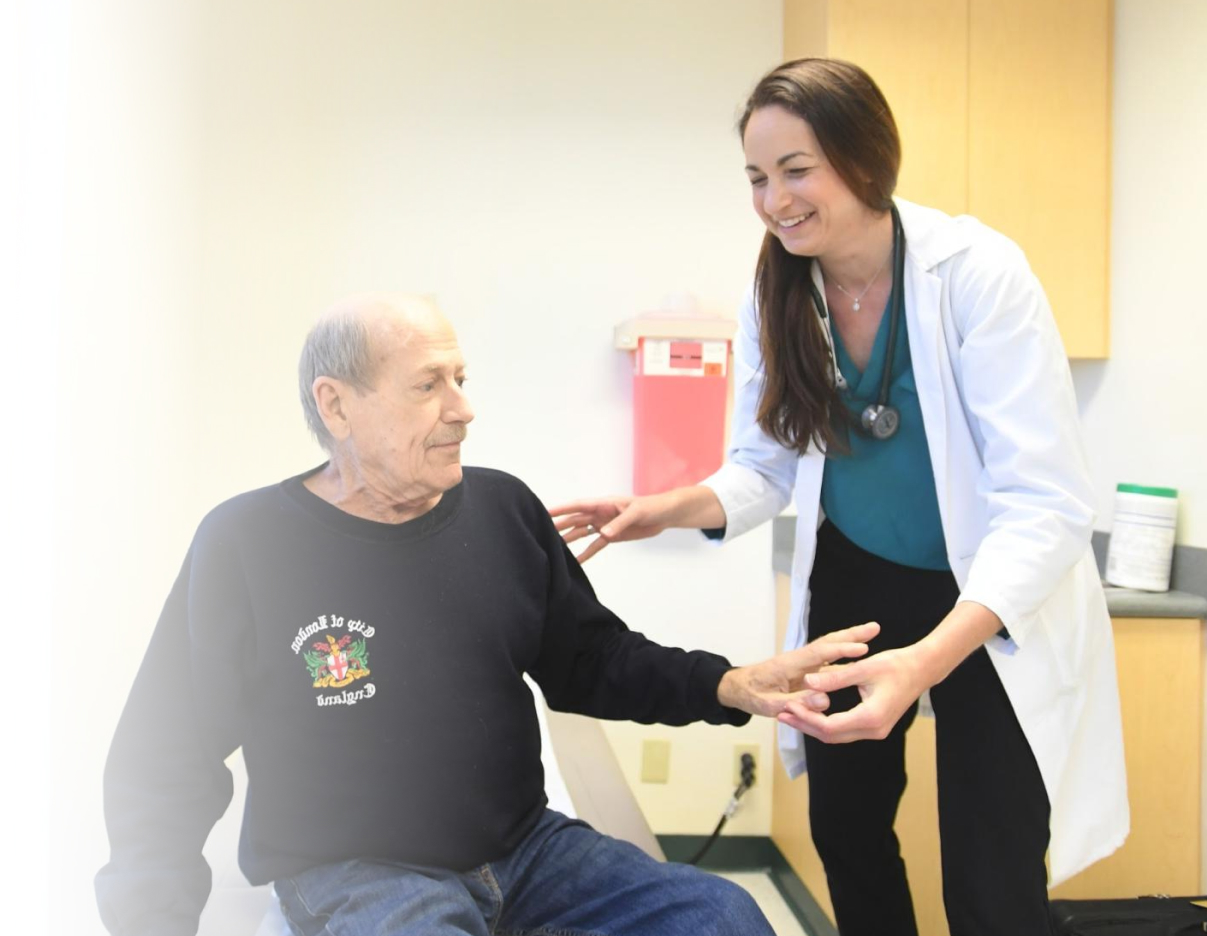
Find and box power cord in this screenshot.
[687,753,756,866]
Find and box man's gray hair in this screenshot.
[298,310,376,452]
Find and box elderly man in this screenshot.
[96,294,875,936]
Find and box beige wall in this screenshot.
[1071,0,1207,549]
[47,2,783,931]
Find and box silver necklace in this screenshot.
[830,250,891,311]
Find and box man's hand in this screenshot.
[717,622,881,717]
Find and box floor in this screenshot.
[718,871,811,936]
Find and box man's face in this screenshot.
[342,312,473,505]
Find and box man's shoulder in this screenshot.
[461,466,548,524]
[195,477,293,540]
[463,465,534,496]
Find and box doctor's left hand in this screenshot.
[777,644,934,743]
[717,622,880,718]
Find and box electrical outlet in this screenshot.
[733,744,759,786]
[641,739,671,784]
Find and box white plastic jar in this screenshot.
[1105,483,1179,591]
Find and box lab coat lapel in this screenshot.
[897,198,978,578]
[904,256,951,546]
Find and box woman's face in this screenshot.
[742,105,870,259]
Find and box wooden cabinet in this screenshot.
[782,0,1111,358]
[771,571,1205,936]
[1052,617,1203,899]
[966,0,1112,360]
[786,0,970,219]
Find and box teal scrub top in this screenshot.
[820,293,950,571]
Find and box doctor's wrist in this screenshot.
[915,601,1005,686]
[666,485,727,531]
[909,637,956,691]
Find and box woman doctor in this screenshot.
[552,59,1127,936]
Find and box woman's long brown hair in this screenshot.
[739,59,901,455]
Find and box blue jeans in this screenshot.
[275,809,773,936]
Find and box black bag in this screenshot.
[1049,895,1207,934]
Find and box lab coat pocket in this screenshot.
[1036,568,1091,691]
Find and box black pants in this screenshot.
[803,521,1053,936]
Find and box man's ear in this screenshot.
[312,377,353,444]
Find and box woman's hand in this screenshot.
[548,495,673,562]
[549,487,725,563]
[778,601,1004,743]
[776,644,934,742]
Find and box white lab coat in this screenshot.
[702,198,1128,885]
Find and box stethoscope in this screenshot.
[807,204,905,441]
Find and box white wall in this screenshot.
[49,2,784,932]
[7,1,69,932]
[50,1,206,933]
[1071,0,1207,549]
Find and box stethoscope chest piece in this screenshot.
[861,403,900,440]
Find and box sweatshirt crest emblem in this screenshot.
[302,634,371,688]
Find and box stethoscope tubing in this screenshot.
[878,205,905,409]
[806,204,905,439]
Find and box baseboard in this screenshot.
[658,834,837,936]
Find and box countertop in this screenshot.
[771,515,1207,620]
[1099,586,1207,619]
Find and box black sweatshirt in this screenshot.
[95,466,748,936]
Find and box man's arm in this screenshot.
[527,507,876,727]
[95,548,243,936]
[526,506,745,725]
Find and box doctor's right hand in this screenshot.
[549,493,676,562]
[549,485,729,563]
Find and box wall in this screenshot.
[7,1,69,932]
[1071,0,1207,549]
[47,3,784,932]
[50,1,206,932]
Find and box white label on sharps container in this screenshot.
[701,342,727,375]
[641,339,728,377]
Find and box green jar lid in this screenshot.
[1117,483,1178,498]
